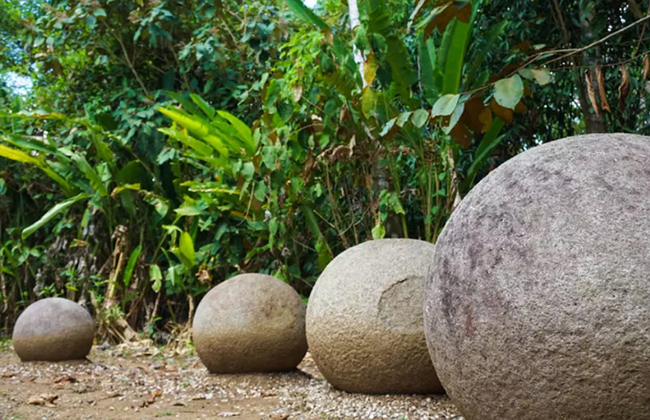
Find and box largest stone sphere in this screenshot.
[307,239,443,394]
[425,133,650,420]
[13,297,95,362]
[193,273,307,373]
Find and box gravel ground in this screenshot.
[0,342,462,420]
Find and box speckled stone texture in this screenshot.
[13,297,95,362]
[425,133,650,420]
[307,239,443,394]
[193,273,307,373]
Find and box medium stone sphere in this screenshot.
[13,297,94,362]
[192,273,307,373]
[307,239,443,394]
[425,134,650,420]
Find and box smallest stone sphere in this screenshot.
[192,273,308,373]
[13,297,95,362]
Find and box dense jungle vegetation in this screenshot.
[0,0,649,342]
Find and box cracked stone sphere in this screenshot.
[425,133,650,420]
[193,273,307,373]
[307,239,443,394]
[13,297,95,362]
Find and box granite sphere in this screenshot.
[425,134,650,419]
[193,273,307,373]
[307,239,443,394]
[13,297,94,362]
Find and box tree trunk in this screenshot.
[348,0,368,87]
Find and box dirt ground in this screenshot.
[0,342,462,420]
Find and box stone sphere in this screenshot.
[192,273,307,373]
[307,239,443,394]
[13,297,94,362]
[425,133,650,420]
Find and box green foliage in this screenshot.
[1,0,649,340]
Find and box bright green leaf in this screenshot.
[179,232,196,268]
[22,194,88,240]
[361,88,376,117]
[371,224,386,240]
[123,245,142,287]
[150,264,163,292]
[174,200,208,216]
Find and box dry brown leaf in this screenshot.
[478,106,493,132]
[423,1,472,39]
[302,149,315,183]
[514,101,528,115]
[270,414,289,420]
[54,375,77,384]
[261,391,278,397]
[490,99,514,124]
[596,67,610,113]
[2,372,16,378]
[28,393,58,407]
[618,65,631,112]
[105,391,124,399]
[511,41,532,52]
[585,70,599,116]
[28,396,46,406]
[643,55,650,80]
[348,135,356,158]
[460,97,487,133]
[147,388,163,404]
[322,28,333,45]
[339,104,350,123]
[449,123,472,148]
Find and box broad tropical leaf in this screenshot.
[282,0,330,31]
[123,245,142,287]
[71,154,108,196]
[22,193,89,239]
[178,231,196,268]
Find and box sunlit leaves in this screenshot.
[178,232,196,269]
[363,53,379,85]
[371,223,386,240]
[432,94,460,116]
[150,264,163,293]
[493,75,524,110]
[361,87,376,117]
[411,109,430,128]
[518,68,552,86]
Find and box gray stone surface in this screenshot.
[425,133,650,420]
[13,297,94,362]
[193,273,307,373]
[307,239,443,394]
